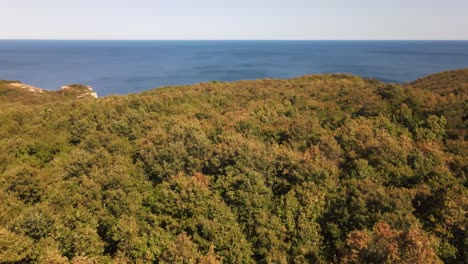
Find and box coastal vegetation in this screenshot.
[0,69,466,263]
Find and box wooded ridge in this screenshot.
[0,69,466,263]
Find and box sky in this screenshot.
[1,0,467,40]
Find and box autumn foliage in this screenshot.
[0,69,466,263]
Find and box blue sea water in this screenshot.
[0,40,467,95]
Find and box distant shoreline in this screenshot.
[1,41,467,95]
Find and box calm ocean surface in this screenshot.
[0,40,467,95]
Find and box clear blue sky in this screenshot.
[1,0,467,40]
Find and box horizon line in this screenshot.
[1,39,468,42]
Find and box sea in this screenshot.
[0,40,467,95]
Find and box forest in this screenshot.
[0,69,466,263]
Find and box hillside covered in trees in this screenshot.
[0,69,466,263]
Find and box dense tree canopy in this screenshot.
[0,69,466,263]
